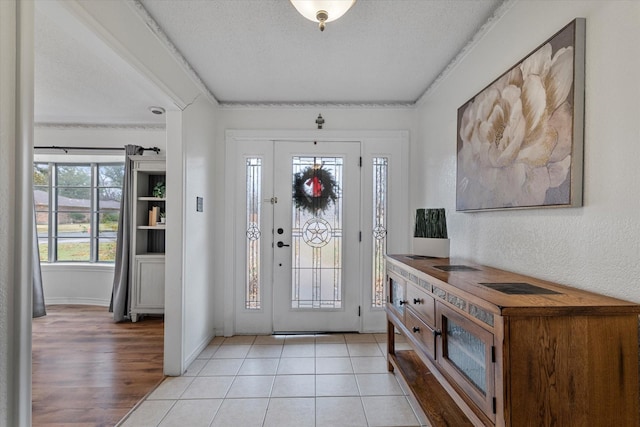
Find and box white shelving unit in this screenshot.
[129,155,166,322]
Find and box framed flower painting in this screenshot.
[456,19,586,212]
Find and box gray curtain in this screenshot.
[33,198,46,318]
[110,145,143,321]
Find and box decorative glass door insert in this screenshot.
[291,156,343,309]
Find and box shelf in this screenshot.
[138,197,166,201]
[138,225,166,230]
[391,350,473,426]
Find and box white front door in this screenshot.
[272,141,361,332]
[227,131,409,336]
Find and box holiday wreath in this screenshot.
[293,166,339,214]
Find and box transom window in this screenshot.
[34,162,124,263]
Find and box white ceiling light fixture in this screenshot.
[290,0,356,32]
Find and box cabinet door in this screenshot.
[436,302,495,422]
[387,272,406,320]
[134,256,165,308]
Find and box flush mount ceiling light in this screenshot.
[290,0,356,32]
[148,106,165,115]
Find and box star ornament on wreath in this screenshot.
[293,165,339,214]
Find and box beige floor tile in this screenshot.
[316,396,368,427]
[344,333,377,343]
[196,345,219,359]
[315,357,353,374]
[238,358,280,375]
[356,373,404,396]
[157,399,222,427]
[221,335,256,345]
[315,333,345,343]
[281,343,315,357]
[277,357,316,374]
[247,344,283,358]
[147,377,194,400]
[119,400,175,427]
[316,374,359,397]
[361,396,420,426]
[263,397,315,427]
[225,375,275,398]
[284,334,316,344]
[212,344,251,359]
[208,336,225,345]
[182,358,207,376]
[347,343,384,357]
[351,356,389,374]
[316,343,349,357]
[199,358,244,376]
[181,376,234,399]
[271,375,315,397]
[395,341,414,351]
[210,398,268,427]
[373,333,387,343]
[254,335,287,345]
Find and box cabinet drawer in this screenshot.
[405,309,436,359]
[407,283,435,327]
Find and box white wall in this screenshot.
[165,95,218,375]
[415,0,640,302]
[33,126,166,306]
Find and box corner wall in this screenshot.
[165,95,218,375]
[415,1,640,302]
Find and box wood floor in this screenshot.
[32,305,165,427]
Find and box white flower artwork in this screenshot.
[456,19,585,211]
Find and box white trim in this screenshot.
[40,263,115,273]
[44,297,110,306]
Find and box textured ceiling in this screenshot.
[34,0,503,125]
[34,2,170,126]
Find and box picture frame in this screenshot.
[456,18,585,212]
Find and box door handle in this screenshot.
[277,241,290,248]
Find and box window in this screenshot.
[372,157,388,308]
[34,162,124,263]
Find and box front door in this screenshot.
[272,141,361,332]
[228,131,408,336]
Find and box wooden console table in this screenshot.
[385,254,640,427]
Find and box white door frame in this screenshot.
[224,130,409,336]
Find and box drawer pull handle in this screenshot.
[412,326,420,333]
[399,300,407,305]
[433,329,442,337]
[413,298,422,304]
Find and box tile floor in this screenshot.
[117,333,429,427]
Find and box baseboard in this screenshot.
[45,297,110,307]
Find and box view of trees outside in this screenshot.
[34,162,124,262]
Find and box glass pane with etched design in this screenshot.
[372,157,388,307]
[245,158,262,309]
[446,318,487,394]
[291,156,343,309]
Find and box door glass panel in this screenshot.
[291,156,343,309]
[446,318,487,395]
[246,158,262,309]
[372,157,388,307]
